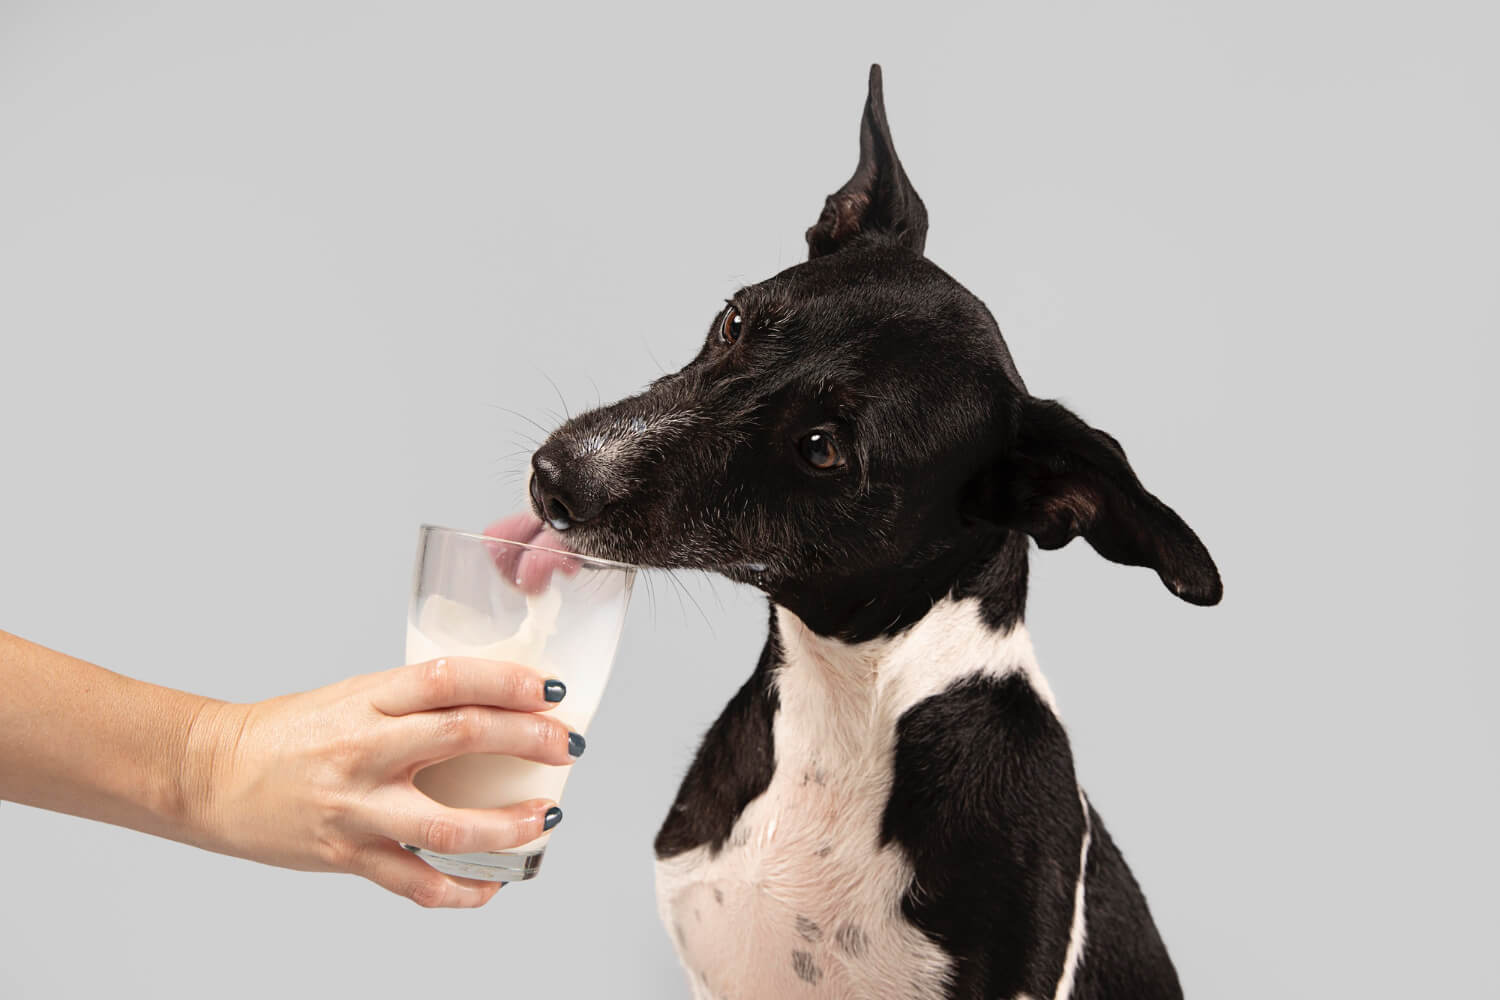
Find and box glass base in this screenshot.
[401,843,545,882]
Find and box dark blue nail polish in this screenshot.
[544,679,566,703]
[568,731,586,758]
[543,807,563,831]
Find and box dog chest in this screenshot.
[655,599,1051,1000]
[653,724,951,1000]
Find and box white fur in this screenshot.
[1052,789,1092,1000]
[579,409,699,466]
[655,596,1071,1000]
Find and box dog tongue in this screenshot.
[484,511,553,547]
[484,511,581,593]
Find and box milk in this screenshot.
[405,587,604,852]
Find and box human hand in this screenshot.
[185,657,578,908]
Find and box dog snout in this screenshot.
[530,444,608,531]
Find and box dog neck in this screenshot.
[769,559,1056,746]
[768,528,1031,643]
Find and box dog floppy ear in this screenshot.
[806,64,928,259]
[967,397,1223,605]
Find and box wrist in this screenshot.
[173,698,250,851]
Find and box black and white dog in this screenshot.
[529,65,1220,1000]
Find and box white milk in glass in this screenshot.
[405,587,610,852]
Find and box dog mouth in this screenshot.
[522,446,782,585]
[521,471,636,567]
[521,485,775,585]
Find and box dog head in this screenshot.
[530,66,1220,624]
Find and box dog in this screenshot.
[528,64,1220,1000]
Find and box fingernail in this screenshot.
[544,679,566,703]
[543,806,563,831]
[568,731,586,758]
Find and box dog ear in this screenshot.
[966,397,1223,605]
[805,64,929,259]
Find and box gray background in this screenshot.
[2,2,1496,997]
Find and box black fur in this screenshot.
[806,65,929,259]
[882,673,1085,1000]
[533,64,1214,998]
[1071,808,1184,1000]
[653,610,780,858]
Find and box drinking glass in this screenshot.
[402,524,635,882]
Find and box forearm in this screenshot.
[0,630,234,847]
[0,624,576,906]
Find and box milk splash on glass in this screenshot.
[403,525,634,882]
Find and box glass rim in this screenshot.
[419,523,639,573]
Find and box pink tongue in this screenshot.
[483,512,579,594]
[484,511,549,547]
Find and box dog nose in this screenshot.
[530,448,605,531]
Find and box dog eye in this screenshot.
[719,305,743,345]
[799,432,845,470]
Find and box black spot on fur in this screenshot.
[795,915,823,942]
[883,673,1091,999]
[713,887,724,905]
[834,923,868,958]
[791,950,822,985]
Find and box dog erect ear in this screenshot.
[805,64,929,259]
[966,398,1223,605]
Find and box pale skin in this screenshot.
[0,634,576,907]
[0,515,585,909]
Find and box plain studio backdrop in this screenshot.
[2,3,1496,997]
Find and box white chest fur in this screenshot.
[655,597,1055,1000]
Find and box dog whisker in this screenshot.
[489,403,555,440]
[536,370,572,423]
[659,568,716,636]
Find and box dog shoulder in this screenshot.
[881,639,1089,999]
[884,669,1082,844]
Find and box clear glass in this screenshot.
[402,524,635,882]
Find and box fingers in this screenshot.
[371,795,560,859]
[370,657,565,718]
[384,704,581,771]
[347,839,505,908]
